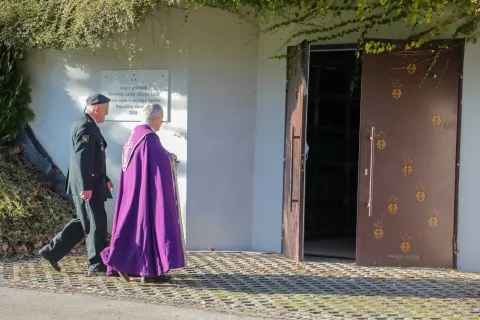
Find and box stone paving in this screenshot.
[1,251,480,319]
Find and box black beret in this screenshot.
[86,93,110,106]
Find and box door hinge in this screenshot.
[453,236,459,254]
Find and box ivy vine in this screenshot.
[1,0,478,52]
[0,47,32,143]
[0,0,478,142]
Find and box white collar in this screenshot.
[144,123,156,132]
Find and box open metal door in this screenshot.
[281,41,310,261]
[356,40,463,268]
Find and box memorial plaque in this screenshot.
[101,70,170,122]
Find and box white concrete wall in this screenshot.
[23,7,258,251]
[457,42,480,272]
[185,9,257,250]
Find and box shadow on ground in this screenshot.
[1,251,480,319]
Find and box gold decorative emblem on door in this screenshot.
[373,220,384,240]
[432,106,442,127]
[407,63,417,74]
[388,195,399,214]
[392,80,403,99]
[402,157,414,177]
[415,183,426,202]
[400,232,412,253]
[375,131,387,150]
[428,207,439,228]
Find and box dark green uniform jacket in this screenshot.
[65,114,112,200]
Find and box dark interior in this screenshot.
[303,49,361,259]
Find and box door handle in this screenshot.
[367,126,375,217]
[290,126,301,211]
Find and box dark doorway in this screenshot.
[303,49,361,259]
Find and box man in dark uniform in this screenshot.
[39,94,113,276]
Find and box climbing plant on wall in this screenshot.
[0,0,479,51]
[0,0,479,141]
[0,47,32,144]
[256,0,479,50]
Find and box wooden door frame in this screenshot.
[310,43,359,52]
[282,40,464,268]
[282,43,358,261]
[453,41,465,270]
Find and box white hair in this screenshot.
[142,103,163,123]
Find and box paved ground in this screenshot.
[1,251,480,319]
[0,286,259,320]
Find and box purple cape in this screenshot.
[101,124,186,277]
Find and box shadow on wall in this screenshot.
[26,6,259,252]
[25,9,189,231]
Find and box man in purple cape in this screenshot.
[101,103,186,283]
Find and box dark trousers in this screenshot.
[40,196,108,272]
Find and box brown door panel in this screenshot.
[356,40,462,268]
[282,42,310,261]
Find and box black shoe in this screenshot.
[87,270,106,277]
[38,250,61,272]
[141,275,172,284]
[157,274,172,281]
[118,271,130,282]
